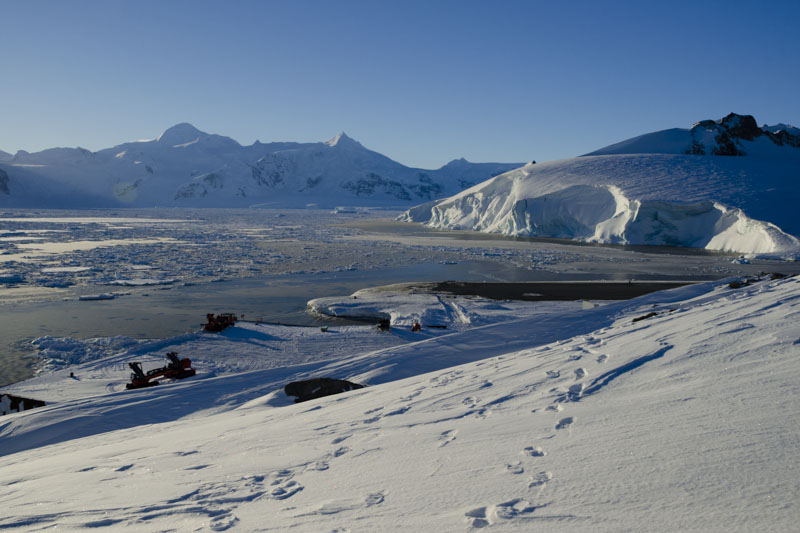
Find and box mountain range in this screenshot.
[0,125,521,208]
[402,113,800,256]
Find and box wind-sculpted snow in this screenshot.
[1,275,799,530]
[403,153,800,255]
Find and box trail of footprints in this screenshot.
[466,336,609,528]
[134,432,377,530]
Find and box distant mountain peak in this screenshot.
[157,123,206,145]
[325,131,362,149]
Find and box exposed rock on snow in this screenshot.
[284,378,365,403]
[587,112,800,156]
[0,393,45,416]
[403,114,800,255]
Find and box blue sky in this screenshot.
[2,0,798,168]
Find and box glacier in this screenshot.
[402,114,800,256]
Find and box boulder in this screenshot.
[284,378,365,403]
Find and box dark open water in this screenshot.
[0,259,563,386]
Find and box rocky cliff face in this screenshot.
[688,113,800,155]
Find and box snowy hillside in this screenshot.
[403,114,800,256]
[1,275,798,530]
[0,125,520,208]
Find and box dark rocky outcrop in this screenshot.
[1,393,46,415]
[718,113,762,141]
[0,168,9,195]
[687,113,800,156]
[284,378,365,403]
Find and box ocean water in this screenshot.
[0,259,551,386]
[3,208,795,387]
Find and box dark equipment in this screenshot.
[126,352,196,390]
[205,313,238,332]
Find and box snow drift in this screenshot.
[403,114,800,256]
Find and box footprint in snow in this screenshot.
[596,354,609,364]
[546,370,560,379]
[465,506,492,528]
[293,491,385,517]
[505,462,525,475]
[528,471,553,489]
[309,460,329,471]
[462,396,479,407]
[269,479,303,500]
[583,336,602,345]
[465,499,536,528]
[555,417,575,430]
[567,383,584,401]
[495,498,536,519]
[332,446,350,458]
[574,368,587,379]
[438,430,457,447]
[546,404,563,412]
[384,406,410,416]
[155,474,268,530]
[364,491,385,506]
[522,446,546,457]
[401,389,423,402]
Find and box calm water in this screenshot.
[0,259,560,386]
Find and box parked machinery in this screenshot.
[126,352,196,390]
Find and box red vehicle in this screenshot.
[126,352,196,390]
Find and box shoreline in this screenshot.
[365,280,696,302]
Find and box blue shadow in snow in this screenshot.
[582,345,671,398]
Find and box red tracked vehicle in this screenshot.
[126,352,196,390]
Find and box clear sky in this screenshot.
[2,0,799,168]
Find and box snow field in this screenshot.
[1,276,799,530]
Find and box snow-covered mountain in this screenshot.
[0,125,521,208]
[402,114,800,256]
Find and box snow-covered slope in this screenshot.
[1,275,798,530]
[403,114,800,255]
[0,126,520,208]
